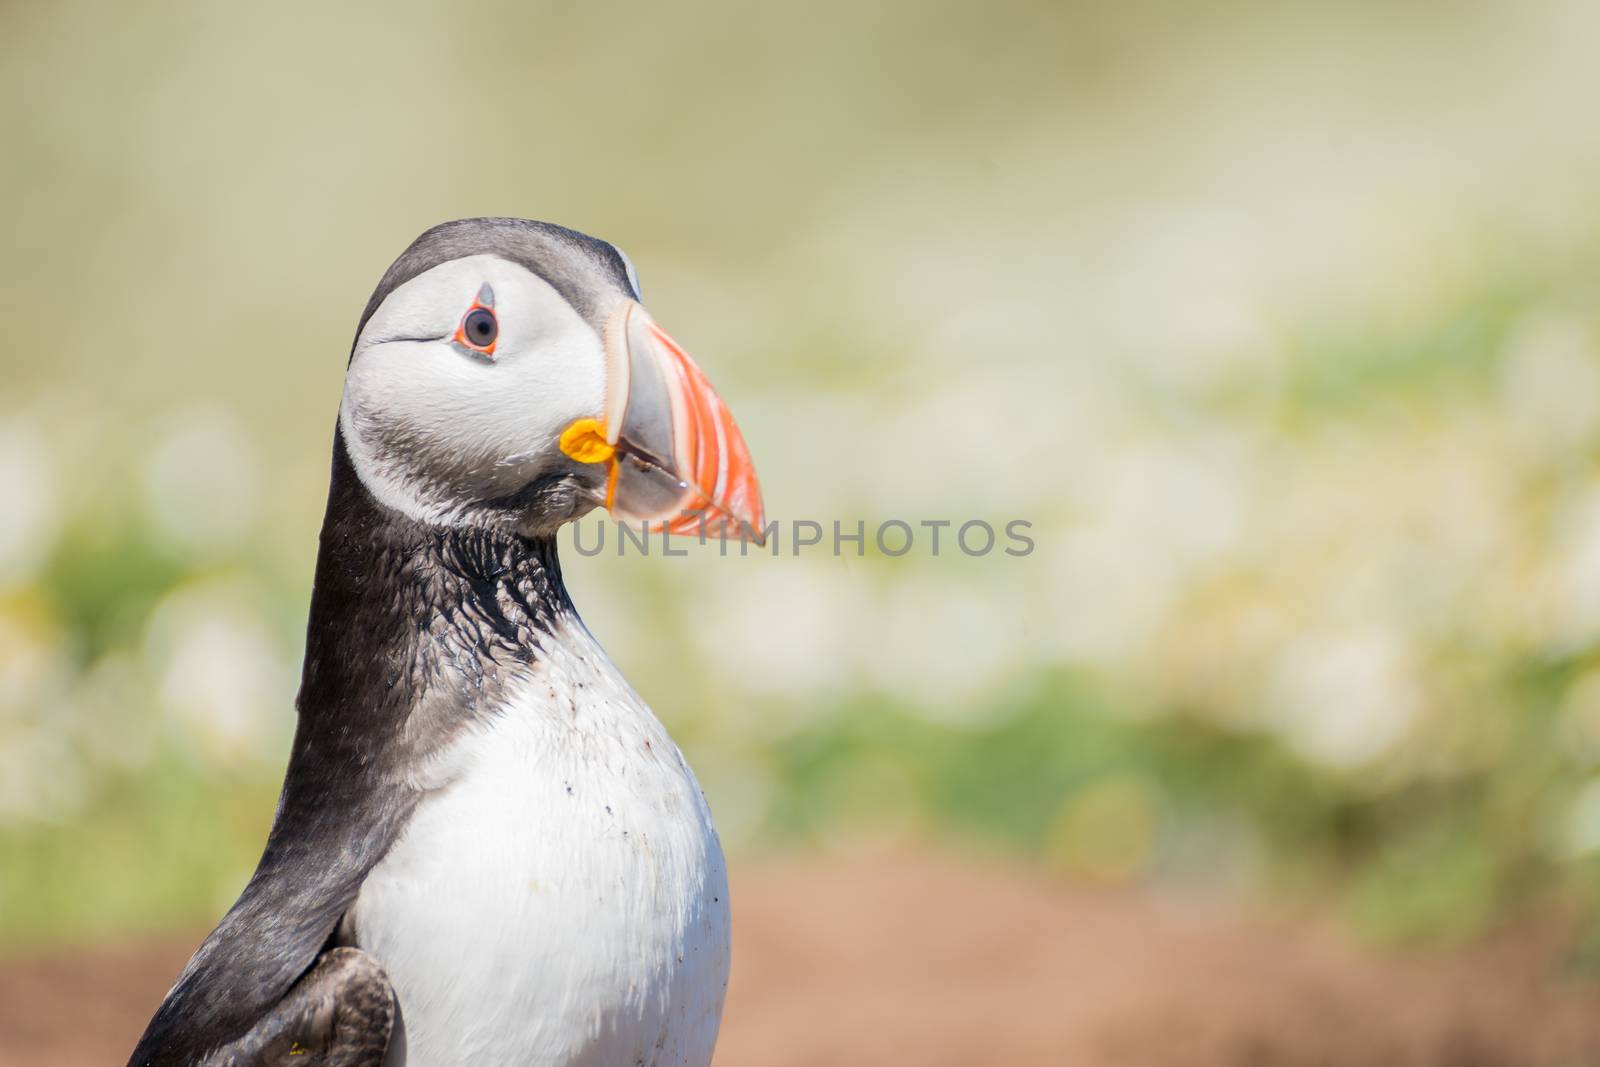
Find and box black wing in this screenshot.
[128,442,425,1065]
[199,947,395,1067]
[125,725,417,1066]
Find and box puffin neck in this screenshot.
[295,433,576,748]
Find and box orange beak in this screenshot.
[562,301,764,542]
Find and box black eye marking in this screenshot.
[463,308,497,347]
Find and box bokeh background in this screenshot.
[7,0,1600,1060]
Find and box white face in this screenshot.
[340,254,615,532]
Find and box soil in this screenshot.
[5,849,1599,1066]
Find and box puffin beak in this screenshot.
[561,301,765,542]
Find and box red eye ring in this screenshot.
[452,284,498,357]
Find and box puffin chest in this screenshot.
[349,647,731,1067]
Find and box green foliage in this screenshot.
[0,756,277,950]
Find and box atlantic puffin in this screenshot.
[128,218,763,1066]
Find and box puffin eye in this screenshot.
[460,307,498,351]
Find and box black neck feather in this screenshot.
[127,430,577,1066]
[296,432,571,755]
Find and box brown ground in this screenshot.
[5,850,1600,1066]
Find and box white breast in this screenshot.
[350,622,731,1067]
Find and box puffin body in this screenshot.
[352,615,730,1066]
[128,219,762,1067]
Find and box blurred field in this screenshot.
[9,851,1600,1067]
[6,0,1600,1055]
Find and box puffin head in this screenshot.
[338,217,764,540]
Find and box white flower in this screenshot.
[144,577,294,770]
[0,420,60,591]
[143,408,262,557]
[1263,626,1422,769]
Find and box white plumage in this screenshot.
[350,618,731,1067]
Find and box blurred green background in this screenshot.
[5,0,1600,956]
